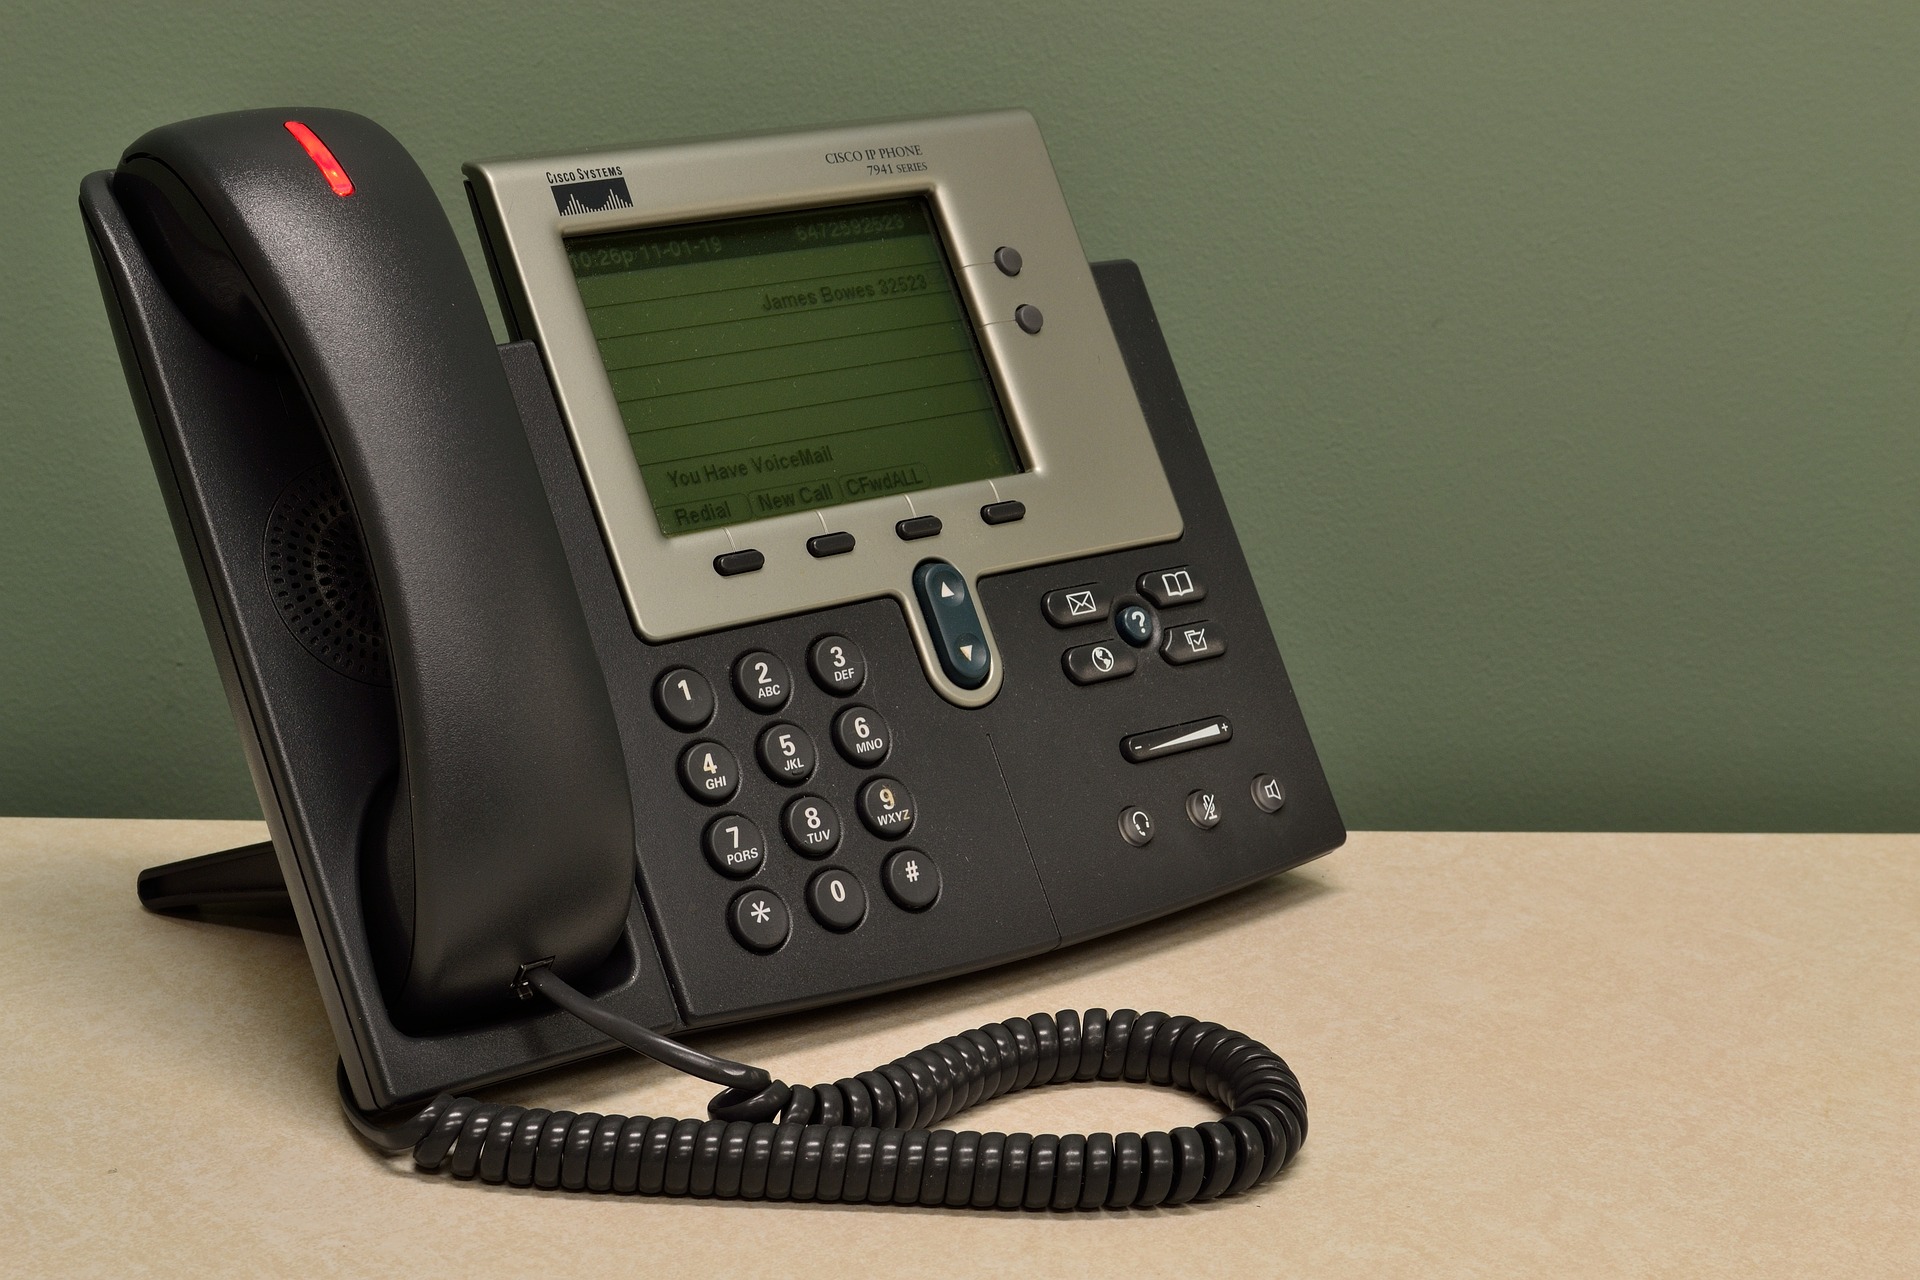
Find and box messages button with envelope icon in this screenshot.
[1042,583,1113,627]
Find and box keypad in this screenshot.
[782,794,841,858]
[667,644,940,954]
[883,849,940,911]
[756,722,816,785]
[807,635,866,695]
[654,667,714,730]
[733,650,791,712]
[831,705,891,766]
[857,777,915,838]
[729,888,790,952]
[704,814,765,878]
[679,741,740,804]
[806,868,867,932]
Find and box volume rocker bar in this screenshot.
[1121,716,1233,763]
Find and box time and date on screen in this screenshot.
[566,199,1019,536]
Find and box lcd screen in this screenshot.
[565,198,1020,536]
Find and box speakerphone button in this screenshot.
[1251,774,1287,813]
[733,650,792,712]
[703,814,765,878]
[858,777,916,838]
[1042,584,1111,627]
[782,794,841,858]
[654,667,714,730]
[1063,641,1134,685]
[912,561,992,689]
[678,741,740,804]
[807,635,867,695]
[729,888,790,952]
[806,868,868,932]
[1138,566,1205,607]
[756,722,816,785]
[714,549,765,577]
[882,849,941,911]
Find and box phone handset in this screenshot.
[110,109,632,1025]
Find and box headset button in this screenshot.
[1118,806,1155,847]
[729,889,790,952]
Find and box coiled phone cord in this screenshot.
[340,968,1306,1209]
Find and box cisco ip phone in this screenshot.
[80,108,1343,1208]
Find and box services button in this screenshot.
[1042,583,1111,628]
[1063,641,1135,685]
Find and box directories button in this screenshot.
[911,560,992,689]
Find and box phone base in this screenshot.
[137,841,292,915]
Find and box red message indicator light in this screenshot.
[284,121,354,196]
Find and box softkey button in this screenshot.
[832,705,892,767]
[807,531,855,558]
[756,722,816,785]
[980,499,1025,525]
[1161,620,1226,665]
[1121,716,1232,764]
[654,667,714,730]
[729,888,790,953]
[733,650,792,712]
[806,868,868,932]
[858,776,915,838]
[1138,566,1204,608]
[897,514,943,541]
[1063,641,1135,685]
[911,561,992,689]
[782,795,841,858]
[704,814,765,878]
[714,549,765,577]
[1042,584,1111,628]
[882,849,940,911]
[679,741,740,803]
[807,635,866,695]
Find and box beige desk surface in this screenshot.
[2,820,1915,1277]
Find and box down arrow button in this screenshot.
[912,560,993,690]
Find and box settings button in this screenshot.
[1063,640,1136,685]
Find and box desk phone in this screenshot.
[80,108,1342,1209]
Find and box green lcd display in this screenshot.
[565,198,1021,536]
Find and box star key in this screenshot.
[729,889,790,952]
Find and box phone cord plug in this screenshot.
[338,1004,1306,1209]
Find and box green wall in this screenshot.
[3,2,1915,829]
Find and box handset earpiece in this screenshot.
[112,109,634,1028]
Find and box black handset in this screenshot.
[84,108,1338,1208]
[106,110,632,1024]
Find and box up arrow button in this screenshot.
[911,560,993,690]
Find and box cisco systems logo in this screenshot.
[548,165,631,215]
